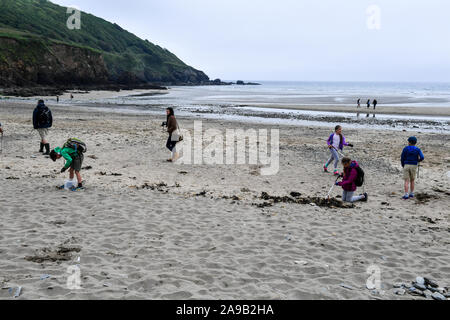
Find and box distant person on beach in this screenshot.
[70,94,74,100]
[32,100,53,155]
[50,138,87,191]
[164,107,181,162]
[357,99,361,108]
[367,99,371,108]
[336,157,367,203]
[0,122,3,134]
[56,96,59,103]
[324,125,353,176]
[373,99,378,109]
[401,136,424,200]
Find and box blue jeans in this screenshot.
[343,191,365,203]
[326,148,339,169]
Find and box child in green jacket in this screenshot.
[50,145,84,190]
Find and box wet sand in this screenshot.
[237,104,450,117]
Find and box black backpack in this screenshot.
[38,108,52,126]
[355,166,365,187]
[63,138,87,154]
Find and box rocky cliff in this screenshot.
[0,37,109,87]
[0,0,210,90]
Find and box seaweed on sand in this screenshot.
[258,192,354,209]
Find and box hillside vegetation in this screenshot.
[0,0,209,88]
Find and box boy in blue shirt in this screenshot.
[401,136,424,200]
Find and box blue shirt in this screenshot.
[401,145,424,167]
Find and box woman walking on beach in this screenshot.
[165,107,180,162]
[324,125,353,176]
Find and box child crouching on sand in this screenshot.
[324,125,353,176]
[337,157,367,203]
[401,136,424,200]
[50,138,87,191]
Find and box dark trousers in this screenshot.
[166,136,176,152]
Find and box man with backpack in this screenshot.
[33,100,53,155]
[50,138,87,191]
[336,157,368,203]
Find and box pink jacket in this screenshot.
[338,161,359,192]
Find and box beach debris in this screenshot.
[256,192,354,209]
[431,292,446,301]
[340,283,354,290]
[241,188,251,193]
[432,187,450,196]
[135,182,168,192]
[415,192,439,204]
[294,260,308,265]
[178,171,188,175]
[196,190,207,197]
[396,277,448,299]
[394,288,406,295]
[14,286,22,298]
[88,155,98,160]
[253,202,273,208]
[416,277,425,285]
[40,274,51,280]
[420,216,439,224]
[5,176,19,180]
[413,283,427,291]
[50,220,66,226]
[25,246,81,264]
[82,166,93,170]
[423,290,433,299]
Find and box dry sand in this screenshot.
[0,101,449,300]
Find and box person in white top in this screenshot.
[324,125,353,175]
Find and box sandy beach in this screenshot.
[0,100,449,300]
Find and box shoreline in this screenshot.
[236,104,450,117]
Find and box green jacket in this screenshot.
[55,146,77,169]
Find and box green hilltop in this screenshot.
[0,0,209,87]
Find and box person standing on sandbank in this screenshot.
[32,99,53,155]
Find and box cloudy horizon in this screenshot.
[51,0,450,82]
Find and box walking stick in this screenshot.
[327,175,342,199]
[332,146,346,158]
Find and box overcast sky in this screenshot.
[51,0,450,82]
